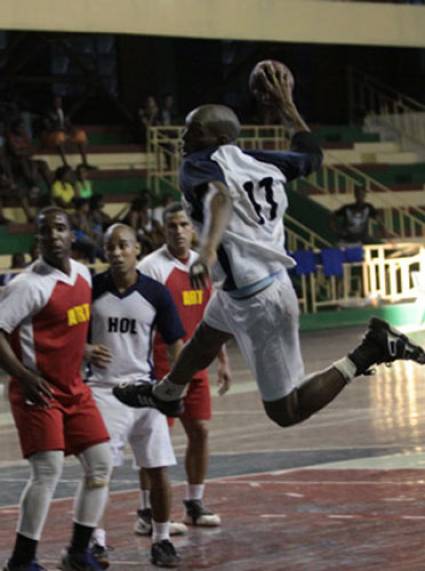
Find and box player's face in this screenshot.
[182,113,217,155]
[164,211,193,258]
[37,211,72,268]
[105,228,139,275]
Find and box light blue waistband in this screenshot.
[227,271,282,299]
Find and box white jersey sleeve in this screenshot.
[0,271,49,333]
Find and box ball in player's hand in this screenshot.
[249,60,294,102]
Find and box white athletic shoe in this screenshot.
[134,509,188,536]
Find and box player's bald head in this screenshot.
[104,223,137,245]
[187,105,241,143]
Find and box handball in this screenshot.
[249,60,294,101]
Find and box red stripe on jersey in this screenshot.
[154,267,211,380]
[10,273,91,399]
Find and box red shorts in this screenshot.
[168,376,211,428]
[9,384,109,458]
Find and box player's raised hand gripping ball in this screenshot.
[249,60,294,104]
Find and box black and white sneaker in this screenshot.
[183,499,221,527]
[150,540,180,568]
[349,317,425,375]
[112,382,184,417]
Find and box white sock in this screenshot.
[333,357,357,383]
[152,521,170,543]
[140,490,151,511]
[93,527,106,547]
[153,376,186,401]
[186,484,204,501]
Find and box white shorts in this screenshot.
[204,270,305,401]
[91,386,176,469]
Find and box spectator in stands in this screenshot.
[89,193,113,233]
[71,198,103,263]
[0,252,27,286]
[160,94,179,126]
[0,137,14,224]
[5,119,50,201]
[75,164,93,200]
[138,96,161,145]
[121,195,164,256]
[42,96,94,169]
[51,165,76,210]
[331,187,389,246]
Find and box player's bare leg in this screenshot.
[181,417,221,526]
[113,322,232,415]
[264,317,425,427]
[167,322,233,389]
[263,366,346,427]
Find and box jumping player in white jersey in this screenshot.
[114,64,425,431]
[86,223,186,568]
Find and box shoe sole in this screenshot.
[183,516,221,527]
[150,558,180,568]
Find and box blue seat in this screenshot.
[291,250,317,276]
[344,246,364,263]
[320,248,345,277]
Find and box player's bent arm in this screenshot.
[0,330,53,405]
[200,181,232,265]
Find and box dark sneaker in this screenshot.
[112,382,184,417]
[88,543,110,570]
[134,509,188,536]
[59,549,103,570]
[150,540,180,568]
[183,499,221,527]
[3,562,47,571]
[134,508,152,535]
[349,317,425,375]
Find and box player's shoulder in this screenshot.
[138,246,181,283]
[138,246,168,270]
[92,270,112,301]
[180,147,226,192]
[135,271,173,307]
[71,259,91,285]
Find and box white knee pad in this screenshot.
[74,442,113,527]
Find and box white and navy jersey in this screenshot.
[180,131,323,292]
[88,270,185,388]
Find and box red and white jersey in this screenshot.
[138,245,211,380]
[0,258,92,398]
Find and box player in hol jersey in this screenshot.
[138,202,232,529]
[86,223,186,569]
[0,207,112,571]
[114,66,425,433]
